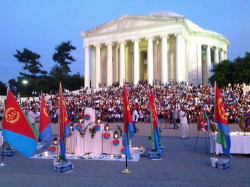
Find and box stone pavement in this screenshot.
[0,122,249,186]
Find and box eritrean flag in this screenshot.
[148,90,160,151]
[58,83,69,160]
[122,84,135,160]
[2,90,38,157]
[215,82,231,156]
[202,109,209,131]
[39,93,52,143]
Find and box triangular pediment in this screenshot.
[83,14,184,36]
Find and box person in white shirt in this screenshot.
[27,107,39,126]
[132,108,139,133]
[179,106,188,139]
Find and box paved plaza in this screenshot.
[0,123,249,186]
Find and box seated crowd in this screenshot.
[1,81,249,125]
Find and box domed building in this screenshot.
[81,11,229,88]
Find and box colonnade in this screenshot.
[84,34,227,88]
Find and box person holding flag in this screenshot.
[215,82,231,157]
[2,90,38,157]
[39,93,52,143]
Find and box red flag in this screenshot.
[122,84,134,160]
[2,90,38,157]
[214,82,231,156]
[58,83,68,160]
[39,93,52,142]
[3,90,37,140]
[39,93,50,132]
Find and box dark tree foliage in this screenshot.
[64,73,84,91]
[209,52,250,87]
[0,81,7,95]
[14,48,47,78]
[52,41,76,74]
[8,79,19,93]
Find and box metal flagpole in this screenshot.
[0,139,7,167]
[121,156,132,174]
[121,82,132,174]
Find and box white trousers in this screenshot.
[181,123,188,138]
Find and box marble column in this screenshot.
[214,47,219,64]
[84,45,90,88]
[91,48,96,88]
[224,51,228,60]
[197,44,202,85]
[206,45,211,85]
[147,37,154,85]
[176,33,184,82]
[219,49,224,61]
[133,39,140,85]
[119,41,125,86]
[107,42,113,86]
[95,44,101,88]
[161,35,168,84]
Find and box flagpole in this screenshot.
[213,82,216,159]
[0,140,6,167]
[121,83,132,174]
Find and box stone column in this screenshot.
[197,44,202,85]
[161,35,168,84]
[219,49,224,61]
[176,33,184,82]
[133,39,140,85]
[107,42,113,86]
[84,45,90,88]
[91,48,96,88]
[119,41,125,86]
[214,47,219,64]
[95,44,101,88]
[147,37,154,85]
[206,45,211,85]
[224,50,228,60]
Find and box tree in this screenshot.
[232,53,250,84]
[8,79,19,93]
[14,48,47,78]
[209,52,250,86]
[52,41,76,74]
[0,81,7,95]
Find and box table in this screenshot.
[210,132,250,154]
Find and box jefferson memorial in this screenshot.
[81,12,229,88]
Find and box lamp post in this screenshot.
[22,80,28,95]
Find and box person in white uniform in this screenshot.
[179,106,188,139]
[27,107,39,126]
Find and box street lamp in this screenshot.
[22,80,28,91]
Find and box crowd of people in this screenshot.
[0,81,250,127]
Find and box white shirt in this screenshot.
[27,111,38,124]
[132,110,139,122]
[179,110,188,124]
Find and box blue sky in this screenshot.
[0,0,249,83]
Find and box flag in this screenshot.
[215,82,231,156]
[122,84,135,160]
[148,90,160,151]
[197,111,206,131]
[39,93,52,143]
[2,90,38,157]
[202,109,209,131]
[58,83,69,160]
[63,98,70,137]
